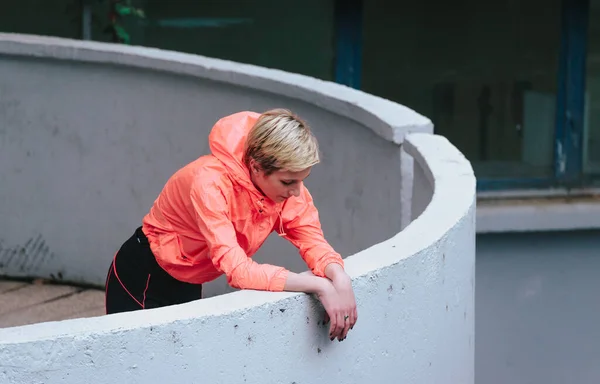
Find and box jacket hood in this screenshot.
[208,111,265,198]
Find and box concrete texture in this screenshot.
[0,280,104,328]
[0,34,474,383]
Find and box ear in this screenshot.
[248,158,260,175]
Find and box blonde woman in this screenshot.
[104,109,357,341]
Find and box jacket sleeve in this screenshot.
[190,179,289,291]
[278,186,344,277]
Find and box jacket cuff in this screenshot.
[268,268,289,292]
[312,253,345,277]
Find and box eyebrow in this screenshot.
[283,174,310,182]
[281,171,311,183]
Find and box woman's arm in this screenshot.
[283,271,329,294]
[191,181,289,292]
[279,187,358,341]
[325,262,349,283]
[277,187,345,278]
[324,263,357,341]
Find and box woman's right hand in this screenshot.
[316,280,350,341]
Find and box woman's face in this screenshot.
[249,159,311,203]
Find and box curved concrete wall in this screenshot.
[0,33,431,296]
[0,34,475,383]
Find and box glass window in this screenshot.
[98,0,336,81]
[585,0,600,176]
[362,0,562,181]
[0,0,81,39]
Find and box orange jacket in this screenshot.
[141,111,344,292]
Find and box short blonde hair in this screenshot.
[244,108,320,174]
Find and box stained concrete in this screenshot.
[0,280,104,328]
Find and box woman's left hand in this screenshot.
[332,274,357,341]
[324,264,358,341]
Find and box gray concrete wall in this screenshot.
[0,34,432,297]
[476,230,600,384]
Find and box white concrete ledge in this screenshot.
[0,34,474,383]
[403,133,477,239]
[0,33,432,144]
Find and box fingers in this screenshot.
[328,312,339,341]
[327,311,347,341]
[340,307,357,340]
[343,311,355,339]
[327,309,356,341]
[319,282,358,342]
[329,308,358,342]
[334,312,345,341]
[340,316,350,341]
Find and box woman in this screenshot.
[105,109,357,341]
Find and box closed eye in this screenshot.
[281,180,295,186]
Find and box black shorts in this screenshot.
[104,227,203,314]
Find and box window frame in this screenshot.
[334,0,596,192]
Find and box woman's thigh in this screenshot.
[104,227,202,314]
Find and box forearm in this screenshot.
[324,262,349,283]
[283,271,329,294]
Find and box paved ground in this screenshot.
[0,279,104,329]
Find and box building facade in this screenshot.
[1,1,599,383]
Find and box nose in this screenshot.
[289,186,300,197]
